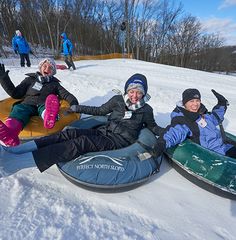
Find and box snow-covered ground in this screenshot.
[0,57,236,240]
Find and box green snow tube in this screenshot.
[165,132,236,200]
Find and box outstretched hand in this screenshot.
[211,89,229,106]
[0,64,9,79]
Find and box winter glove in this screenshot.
[64,105,79,115]
[211,89,229,107]
[152,138,166,158]
[0,64,10,80]
[14,50,18,54]
[70,105,79,112]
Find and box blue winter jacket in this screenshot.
[12,35,30,54]
[162,101,233,156]
[60,32,73,56]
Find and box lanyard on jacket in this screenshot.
[212,112,236,147]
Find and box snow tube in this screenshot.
[57,116,162,191]
[56,64,67,70]
[165,133,236,200]
[0,97,80,140]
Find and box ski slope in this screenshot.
[0,58,236,240]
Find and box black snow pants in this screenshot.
[33,128,117,172]
[20,53,31,67]
[65,55,76,70]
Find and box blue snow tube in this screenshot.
[57,116,162,191]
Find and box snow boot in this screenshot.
[0,118,22,146]
[71,61,76,70]
[65,60,72,69]
[44,94,60,129]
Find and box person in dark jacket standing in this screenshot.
[0,58,78,147]
[60,32,76,70]
[12,30,32,67]
[0,73,163,173]
[154,88,236,158]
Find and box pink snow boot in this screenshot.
[0,118,22,146]
[44,94,60,129]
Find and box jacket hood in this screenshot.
[60,32,68,40]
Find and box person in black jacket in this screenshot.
[1,73,163,173]
[0,58,78,147]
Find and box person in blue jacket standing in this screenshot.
[12,30,32,67]
[60,32,76,70]
[154,88,236,158]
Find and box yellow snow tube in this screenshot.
[0,98,80,140]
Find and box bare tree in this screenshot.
[131,0,157,59]
[0,0,233,73]
[167,15,201,67]
[0,0,19,43]
[152,0,183,63]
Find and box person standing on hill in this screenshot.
[60,32,76,70]
[12,30,32,67]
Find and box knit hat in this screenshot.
[182,88,201,105]
[15,30,22,36]
[124,73,148,95]
[38,58,57,76]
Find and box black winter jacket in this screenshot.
[0,72,78,106]
[75,95,162,147]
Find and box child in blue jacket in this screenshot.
[12,30,32,67]
[60,32,76,70]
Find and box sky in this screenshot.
[178,0,236,45]
[0,56,236,239]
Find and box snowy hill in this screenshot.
[0,58,236,240]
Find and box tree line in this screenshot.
[0,0,235,73]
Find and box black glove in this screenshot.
[14,50,18,54]
[0,64,9,79]
[152,138,166,158]
[211,89,229,107]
